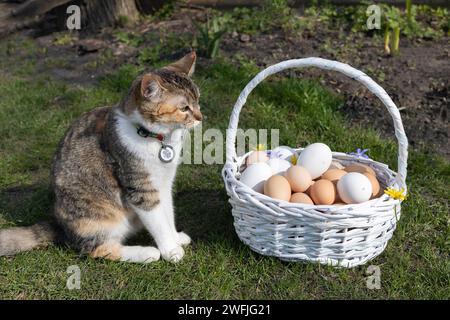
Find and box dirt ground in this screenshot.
[2,6,449,157]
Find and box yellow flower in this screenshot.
[255,144,266,151]
[290,154,298,165]
[384,187,407,201]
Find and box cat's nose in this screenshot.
[193,108,203,121]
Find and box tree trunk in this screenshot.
[0,0,143,37]
[50,0,141,31]
[79,0,140,30]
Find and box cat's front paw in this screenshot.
[142,247,161,263]
[161,245,185,263]
[177,231,191,246]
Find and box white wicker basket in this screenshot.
[222,57,408,268]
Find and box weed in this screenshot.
[116,15,130,28]
[229,0,301,35]
[152,1,177,21]
[192,11,230,59]
[138,46,162,65]
[53,33,77,46]
[114,31,144,47]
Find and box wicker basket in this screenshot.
[222,57,408,268]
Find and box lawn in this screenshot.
[0,38,448,299]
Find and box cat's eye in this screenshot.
[181,106,190,112]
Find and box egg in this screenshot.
[297,143,332,179]
[264,175,291,202]
[290,192,314,205]
[305,180,315,197]
[363,173,380,198]
[267,158,292,175]
[337,172,373,204]
[240,162,272,193]
[329,160,345,170]
[321,169,347,182]
[284,166,312,192]
[270,146,295,161]
[321,169,346,203]
[344,164,376,177]
[246,151,269,166]
[309,179,335,205]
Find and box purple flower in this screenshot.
[349,148,370,159]
[268,150,283,159]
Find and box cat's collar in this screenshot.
[136,126,165,142]
[136,126,175,163]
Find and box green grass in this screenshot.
[0,48,449,299]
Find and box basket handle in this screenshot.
[225,57,408,188]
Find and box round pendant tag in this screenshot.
[159,145,175,163]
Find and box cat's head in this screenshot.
[122,52,202,130]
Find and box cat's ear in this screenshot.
[165,51,196,77]
[140,73,163,101]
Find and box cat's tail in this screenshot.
[0,221,59,256]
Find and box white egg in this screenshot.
[239,162,273,193]
[297,143,332,179]
[267,158,292,175]
[337,172,373,204]
[270,146,295,161]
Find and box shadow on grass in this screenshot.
[127,188,240,251]
[1,184,240,252]
[0,183,54,226]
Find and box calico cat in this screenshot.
[0,52,202,263]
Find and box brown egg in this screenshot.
[264,175,291,202]
[290,192,314,204]
[309,179,335,205]
[329,160,345,170]
[321,169,347,182]
[363,173,380,198]
[321,169,346,204]
[284,166,312,192]
[344,164,376,176]
[305,180,315,196]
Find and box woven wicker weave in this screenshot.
[222,58,408,268]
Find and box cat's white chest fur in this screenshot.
[114,110,183,189]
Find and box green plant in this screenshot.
[406,0,413,25]
[234,54,259,78]
[393,25,400,54]
[382,5,402,55]
[228,0,301,35]
[303,2,448,43]
[116,15,130,28]
[114,31,144,47]
[138,46,162,65]
[153,1,177,21]
[54,33,77,46]
[383,29,391,55]
[192,12,230,59]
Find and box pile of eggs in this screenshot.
[239,143,381,205]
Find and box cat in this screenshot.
[0,52,202,263]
